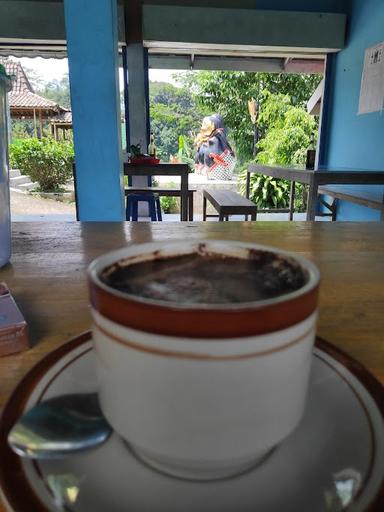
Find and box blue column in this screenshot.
[64,0,124,220]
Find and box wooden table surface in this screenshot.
[0,220,383,401]
[0,221,384,510]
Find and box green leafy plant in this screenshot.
[129,143,142,157]
[239,168,307,212]
[177,134,195,170]
[160,195,179,214]
[256,92,317,167]
[155,180,180,213]
[149,81,205,161]
[9,138,74,192]
[239,166,290,209]
[238,91,316,211]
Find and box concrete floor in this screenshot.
[10,189,328,222]
[11,212,328,222]
[10,189,76,221]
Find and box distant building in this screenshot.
[0,57,72,139]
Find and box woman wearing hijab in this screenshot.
[194,114,236,180]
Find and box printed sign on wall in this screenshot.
[358,42,384,115]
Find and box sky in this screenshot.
[16,56,180,88]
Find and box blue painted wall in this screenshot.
[321,0,384,220]
[64,0,124,221]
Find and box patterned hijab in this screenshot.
[195,114,226,148]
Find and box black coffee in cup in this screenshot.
[100,249,307,304]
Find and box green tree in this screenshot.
[149,81,206,161]
[180,70,320,210]
[239,91,317,210]
[39,75,71,109]
[23,67,71,108]
[256,91,317,166]
[11,120,34,140]
[180,71,321,162]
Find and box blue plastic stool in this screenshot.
[126,175,162,221]
[126,193,162,221]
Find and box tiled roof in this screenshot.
[0,57,61,111]
[9,91,59,110]
[51,110,72,123]
[0,57,33,93]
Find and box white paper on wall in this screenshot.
[358,42,384,115]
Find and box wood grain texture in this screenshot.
[0,222,383,400]
[248,164,384,185]
[203,189,257,211]
[1,221,383,392]
[0,221,383,510]
[318,185,384,210]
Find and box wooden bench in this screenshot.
[125,187,196,221]
[318,185,384,221]
[203,189,257,221]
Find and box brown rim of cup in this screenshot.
[88,241,320,339]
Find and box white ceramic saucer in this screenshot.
[0,332,383,512]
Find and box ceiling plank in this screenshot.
[143,6,346,53]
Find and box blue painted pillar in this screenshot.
[64,0,124,220]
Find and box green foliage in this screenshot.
[11,120,34,140]
[239,167,291,209]
[180,71,321,162]
[32,74,71,109]
[9,138,74,192]
[237,91,317,210]
[256,91,317,167]
[160,195,179,214]
[153,179,180,213]
[22,66,71,108]
[149,81,205,161]
[39,75,71,109]
[129,143,142,157]
[177,134,195,168]
[11,119,53,141]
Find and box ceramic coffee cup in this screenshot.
[88,240,319,480]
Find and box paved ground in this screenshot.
[10,190,76,221]
[10,189,326,222]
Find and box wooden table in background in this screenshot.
[0,221,384,510]
[247,164,384,221]
[124,163,190,221]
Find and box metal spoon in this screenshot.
[8,393,112,459]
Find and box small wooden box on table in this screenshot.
[203,189,257,221]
